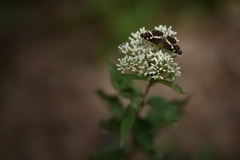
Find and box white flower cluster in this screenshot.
[116,25,181,80]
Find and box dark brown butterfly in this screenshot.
[140,30,182,55]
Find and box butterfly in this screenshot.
[140,30,182,55]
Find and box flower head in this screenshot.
[116,25,181,80]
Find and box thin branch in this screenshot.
[138,78,153,116]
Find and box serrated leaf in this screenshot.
[120,106,137,147]
[96,89,124,120]
[147,96,169,107]
[133,120,164,160]
[133,118,154,153]
[169,96,191,114]
[169,96,190,106]
[107,60,141,99]
[157,79,184,94]
[146,96,183,129]
[147,96,178,122]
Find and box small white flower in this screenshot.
[117,25,181,80]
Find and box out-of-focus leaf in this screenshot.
[120,106,137,147]
[157,79,185,94]
[169,96,191,114]
[149,153,164,160]
[169,96,190,106]
[107,60,142,99]
[132,118,164,160]
[96,89,124,120]
[146,96,183,129]
[193,144,221,160]
[89,149,125,160]
[133,118,154,153]
[100,118,121,133]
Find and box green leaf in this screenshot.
[147,96,168,107]
[169,96,191,106]
[157,79,184,94]
[149,153,164,160]
[107,60,141,99]
[96,89,124,120]
[146,96,183,129]
[100,118,121,133]
[89,149,125,160]
[133,118,164,160]
[169,96,191,114]
[133,118,154,153]
[120,106,137,147]
[147,96,177,123]
[194,145,220,160]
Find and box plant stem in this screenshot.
[126,79,153,160]
[125,79,153,160]
[138,78,153,115]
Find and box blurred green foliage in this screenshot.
[83,0,218,59]
[0,0,221,61]
[91,61,188,160]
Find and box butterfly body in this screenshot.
[140,30,182,55]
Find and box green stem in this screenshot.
[125,79,153,160]
[138,78,153,115]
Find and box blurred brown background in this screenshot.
[1,0,240,159]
